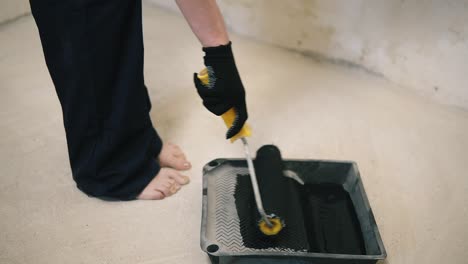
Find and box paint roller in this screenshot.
[232,144,310,250]
[197,68,284,236]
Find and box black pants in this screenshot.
[30,0,162,200]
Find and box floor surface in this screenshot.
[1,4,468,264]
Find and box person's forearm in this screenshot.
[175,0,229,47]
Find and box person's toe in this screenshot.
[156,185,173,197]
[137,189,165,200]
[180,159,192,170]
[167,155,191,171]
[170,171,190,185]
[170,183,181,195]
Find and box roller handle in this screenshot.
[197,68,252,143]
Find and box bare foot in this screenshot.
[158,143,192,170]
[137,143,191,200]
[137,168,190,200]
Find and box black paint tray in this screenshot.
[200,159,386,264]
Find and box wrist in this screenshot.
[202,38,230,49]
[203,41,232,52]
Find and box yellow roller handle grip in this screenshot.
[197,68,252,143]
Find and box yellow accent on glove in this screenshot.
[197,68,251,143]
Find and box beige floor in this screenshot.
[1,4,468,264]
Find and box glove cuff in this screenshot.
[203,41,234,63]
[202,41,232,54]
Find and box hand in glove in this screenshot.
[193,42,248,139]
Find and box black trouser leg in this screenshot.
[30,0,162,200]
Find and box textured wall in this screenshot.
[148,0,468,109]
[0,0,30,24]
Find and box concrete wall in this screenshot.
[2,0,466,109]
[148,0,468,109]
[0,0,30,24]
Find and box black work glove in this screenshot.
[193,41,248,139]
